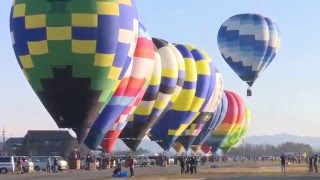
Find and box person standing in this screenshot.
[46,157,51,172]
[313,155,318,173]
[98,157,102,170]
[16,157,23,174]
[194,156,198,174]
[185,157,190,174]
[128,156,135,177]
[309,156,314,172]
[179,156,185,174]
[280,154,286,173]
[190,156,196,174]
[53,157,58,173]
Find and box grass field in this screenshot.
[141,161,320,180]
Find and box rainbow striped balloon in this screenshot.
[99,23,156,153]
[220,106,251,153]
[84,22,155,149]
[204,90,245,153]
[121,38,184,151]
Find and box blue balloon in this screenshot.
[217,14,280,95]
[193,92,228,145]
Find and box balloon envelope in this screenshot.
[219,92,245,153]
[217,13,280,90]
[10,0,139,143]
[204,90,244,153]
[220,106,251,153]
[99,23,155,152]
[120,38,183,151]
[174,50,218,151]
[201,145,212,154]
[150,44,211,151]
[193,91,228,146]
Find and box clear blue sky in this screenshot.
[1,0,320,138]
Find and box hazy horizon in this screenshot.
[1,1,320,138]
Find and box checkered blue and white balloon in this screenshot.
[217,13,280,96]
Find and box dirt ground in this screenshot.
[2,161,320,180]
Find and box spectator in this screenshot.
[53,157,58,173]
[128,156,136,177]
[16,157,23,174]
[46,157,51,172]
[280,154,286,173]
[190,156,197,174]
[313,155,318,173]
[179,156,185,174]
[113,158,122,175]
[309,156,313,172]
[185,157,190,174]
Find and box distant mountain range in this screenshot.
[245,133,320,150]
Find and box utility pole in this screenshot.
[2,127,5,152]
[242,138,245,158]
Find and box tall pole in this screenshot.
[242,138,245,158]
[2,127,5,152]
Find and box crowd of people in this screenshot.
[307,155,319,173]
[177,154,199,175]
[69,149,138,177]
[46,157,59,173]
[279,154,319,174]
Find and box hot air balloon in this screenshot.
[175,68,223,150]
[220,106,251,153]
[150,44,213,151]
[218,91,246,153]
[192,91,228,146]
[120,38,184,151]
[217,14,280,96]
[10,0,139,143]
[99,23,155,153]
[84,22,155,149]
[201,145,212,154]
[173,143,185,154]
[204,90,245,153]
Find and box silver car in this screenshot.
[0,156,15,174]
[32,156,68,171]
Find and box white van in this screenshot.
[135,155,151,167]
[0,156,15,174]
[32,156,68,171]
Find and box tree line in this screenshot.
[227,142,313,157]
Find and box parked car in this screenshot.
[32,156,68,171]
[112,155,150,167]
[0,156,15,174]
[135,155,151,167]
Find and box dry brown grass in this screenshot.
[137,161,320,179]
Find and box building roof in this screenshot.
[25,130,75,141]
[5,137,24,145]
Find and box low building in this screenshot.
[4,137,24,155]
[21,130,78,157]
